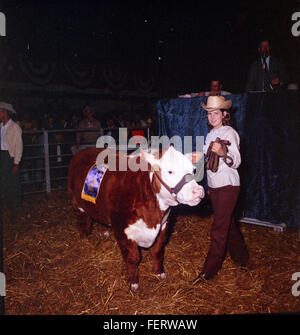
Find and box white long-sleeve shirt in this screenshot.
[203,125,241,188]
[0,119,23,164]
[0,119,12,150]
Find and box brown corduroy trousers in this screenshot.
[202,185,249,277]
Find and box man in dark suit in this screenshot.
[245,39,289,92]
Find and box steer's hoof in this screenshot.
[102,230,110,238]
[130,283,139,292]
[157,272,167,279]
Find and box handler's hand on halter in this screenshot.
[211,142,225,157]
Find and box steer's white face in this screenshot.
[142,146,205,208]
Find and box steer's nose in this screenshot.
[193,186,204,198]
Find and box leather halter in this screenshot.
[153,171,195,197]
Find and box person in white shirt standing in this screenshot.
[0,102,23,211]
[193,96,248,282]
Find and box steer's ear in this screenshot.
[140,148,160,171]
[185,152,203,164]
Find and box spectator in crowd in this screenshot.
[21,119,34,187]
[20,112,32,130]
[104,118,117,138]
[132,113,147,128]
[131,115,146,141]
[122,112,134,129]
[21,117,45,190]
[30,119,45,189]
[146,117,152,128]
[76,105,103,147]
[198,80,232,96]
[178,80,231,98]
[245,39,289,92]
[45,114,55,130]
[0,102,23,210]
[106,118,115,129]
[146,116,154,136]
[69,113,81,154]
[124,119,133,138]
[115,113,125,127]
[134,119,142,129]
[60,117,70,130]
[70,113,80,129]
[58,115,73,157]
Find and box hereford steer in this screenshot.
[68,146,204,291]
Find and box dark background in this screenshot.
[0,0,299,97]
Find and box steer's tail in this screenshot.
[67,155,76,196]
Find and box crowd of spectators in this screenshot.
[19,105,155,191]
[20,109,152,133]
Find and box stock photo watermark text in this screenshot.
[291,12,300,37]
[0,273,5,297]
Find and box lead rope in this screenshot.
[205,137,233,172]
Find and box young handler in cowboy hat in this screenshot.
[193,96,249,281]
[0,102,23,210]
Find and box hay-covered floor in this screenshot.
[2,191,300,315]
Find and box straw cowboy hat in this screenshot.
[201,96,232,112]
[0,102,16,114]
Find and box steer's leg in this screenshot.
[76,209,92,238]
[117,238,141,291]
[149,222,169,279]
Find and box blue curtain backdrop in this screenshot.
[157,92,300,228]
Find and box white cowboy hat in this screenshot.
[201,96,232,112]
[0,102,16,114]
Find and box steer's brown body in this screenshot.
[68,148,169,290]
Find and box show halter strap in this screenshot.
[205,137,234,172]
[153,171,195,196]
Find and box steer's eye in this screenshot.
[193,167,197,174]
[168,170,174,174]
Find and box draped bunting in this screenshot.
[102,65,128,91]
[11,52,158,95]
[64,61,95,88]
[157,92,300,228]
[18,53,57,85]
[134,74,155,94]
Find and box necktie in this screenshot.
[262,57,271,91]
[263,57,268,71]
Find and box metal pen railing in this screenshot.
[21,126,151,195]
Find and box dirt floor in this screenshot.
[2,191,300,315]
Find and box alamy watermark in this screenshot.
[0,272,5,297]
[291,272,300,297]
[0,12,6,36]
[95,128,205,182]
[291,12,300,37]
